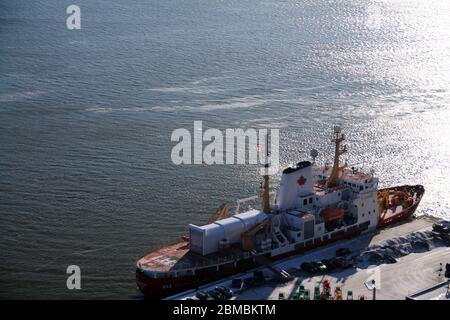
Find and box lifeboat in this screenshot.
[321,208,345,222]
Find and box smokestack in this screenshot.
[277,161,313,211]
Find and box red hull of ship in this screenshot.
[377,200,419,227]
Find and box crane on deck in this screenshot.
[208,203,229,224]
[241,219,270,251]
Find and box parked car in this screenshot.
[366,251,384,263]
[301,261,328,273]
[208,288,225,300]
[411,240,432,251]
[383,254,397,264]
[433,220,450,234]
[336,247,351,257]
[321,259,336,271]
[196,290,211,300]
[215,286,233,299]
[397,243,413,256]
[333,257,354,269]
[310,261,327,273]
[301,262,313,273]
[445,263,450,278]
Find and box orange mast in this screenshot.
[327,126,347,187]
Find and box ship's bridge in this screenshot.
[313,166,378,193]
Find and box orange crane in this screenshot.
[208,203,229,224]
[241,220,270,251]
[377,189,390,220]
[182,203,229,243]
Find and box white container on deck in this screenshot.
[189,209,267,256]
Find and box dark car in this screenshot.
[366,251,384,263]
[196,290,211,300]
[383,254,397,264]
[334,257,354,269]
[311,261,327,273]
[411,240,432,251]
[321,259,336,271]
[432,220,450,234]
[336,247,351,257]
[301,261,327,273]
[301,262,313,273]
[332,257,346,268]
[208,288,225,300]
[445,263,450,278]
[215,286,233,299]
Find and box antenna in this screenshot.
[261,132,271,213]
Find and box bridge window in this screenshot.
[309,197,313,204]
[303,198,307,205]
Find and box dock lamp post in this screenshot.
[372,280,376,300]
[365,279,377,300]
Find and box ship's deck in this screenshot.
[138,184,424,273]
[314,166,373,183]
[379,185,424,220]
[137,240,249,273]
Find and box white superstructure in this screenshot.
[188,128,380,257]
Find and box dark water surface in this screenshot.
[1,0,449,298]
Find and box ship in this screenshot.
[136,127,425,299]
